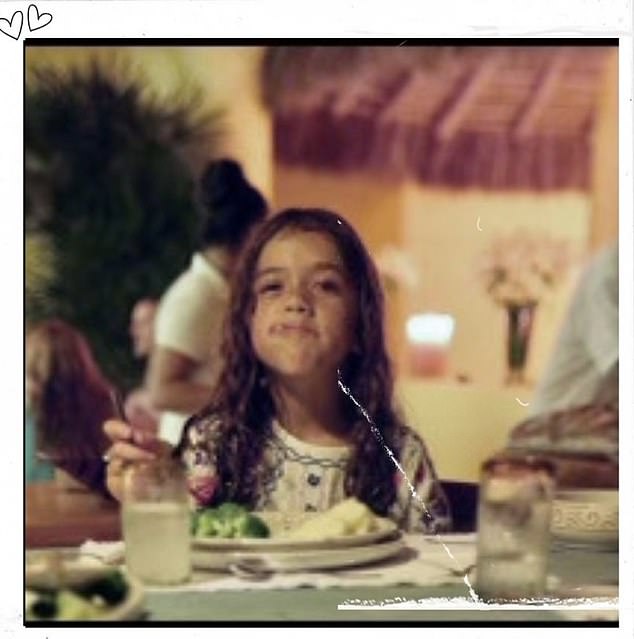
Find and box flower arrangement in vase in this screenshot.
[479,230,571,384]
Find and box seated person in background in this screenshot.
[124,298,160,433]
[26,319,114,495]
[104,209,452,533]
[508,242,618,489]
[530,242,618,417]
[146,158,267,446]
[508,390,618,489]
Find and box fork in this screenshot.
[227,558,274,581]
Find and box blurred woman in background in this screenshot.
[147,158,268,446]
[25,319,114,495]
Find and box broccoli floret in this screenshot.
[215,502,248,520]
[192,503,270,538]
[235,513,270,538]
[194,509,222,537]
[77,571,128,606]
[211,517,235,538]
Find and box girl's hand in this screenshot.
[102,418,168,501]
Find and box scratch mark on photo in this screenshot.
[338,375,479,603]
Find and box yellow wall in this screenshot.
[25,46,272,198]
[272,166,403,246]
[401,186,590,387]
[396,379,528,481]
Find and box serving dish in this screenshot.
[25,555,145,621]
[551,489,618,548]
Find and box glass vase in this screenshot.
[505,303,537,385]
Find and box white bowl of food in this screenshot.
[25,553,145,622]
[551,489,618,548]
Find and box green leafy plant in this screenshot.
[26,58,222,389]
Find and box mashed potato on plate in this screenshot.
[283,498,386,540]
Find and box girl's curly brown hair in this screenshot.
[182,208,406,516]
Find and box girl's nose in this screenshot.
[284,287,312,313]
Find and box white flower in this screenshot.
[479,231,572,306]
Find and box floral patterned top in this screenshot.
[180,416,452,533]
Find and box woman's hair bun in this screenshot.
[198,158,267,248]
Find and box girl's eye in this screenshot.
[314,279,341,293]
[257,281,283,295]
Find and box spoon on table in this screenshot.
[227,557,274,581]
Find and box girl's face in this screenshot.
[250,229,358,383]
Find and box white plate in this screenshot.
[25,558,145,621]
[192,514,400,552]
[192,536,406,573]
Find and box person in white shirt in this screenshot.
[531,241,618,416]
[146,159,267,445]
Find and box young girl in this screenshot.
[26,319,114,494]
[104,209,451,533]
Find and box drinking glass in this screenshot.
[475,453,555,601]
[121,457,191,585]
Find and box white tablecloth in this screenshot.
[80,534,477,593]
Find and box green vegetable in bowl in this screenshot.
[235,513,269,538]
[25,569,130,621]
[215,502,247,519]
[56,590,105,620]
[192,502,270,539]
[26,588,103,621]
[76,570,128,605]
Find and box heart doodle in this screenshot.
[0,11,24,40]
[27,4,53,32]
